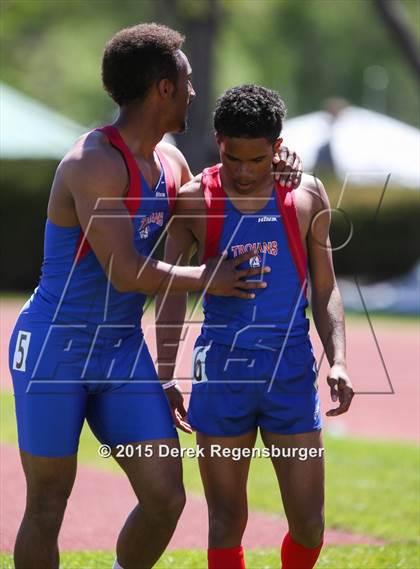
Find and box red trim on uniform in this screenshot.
[202,164,226,262]
[98,125,142,216]
[74,125,142,264]
[74,232,91,263]
[155,147,177,213]
[275,181,307,289]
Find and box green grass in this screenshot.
[1,392,419,544]
[323,437,419,542]
[1,545,420,568]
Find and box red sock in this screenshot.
[208,545,246,569]
[281,532,323,569]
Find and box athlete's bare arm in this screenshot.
[48,133,261,298]
[296,174,354,416]
[155,178,202,431]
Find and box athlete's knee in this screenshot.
[209,503,247,543]
[26,469,73,514]
[290,514,324,548]
[26,485,70,530]
[162,486,186,521]
[144,484,186,523]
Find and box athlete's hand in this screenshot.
[204,251,271,299]
[164,384,193,434]
[273,146,303,189]
[326,364,354,416]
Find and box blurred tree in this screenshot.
[373,0,420,80]
[0,1,155,125]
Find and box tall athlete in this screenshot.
[7,26,305,569]
[156,85,354,569]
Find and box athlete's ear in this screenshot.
[157,78,175,99]
[273,138,283,153]
[215,133,222,146]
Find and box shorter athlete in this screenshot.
[157,85,354,569]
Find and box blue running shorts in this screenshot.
[188,334,321,436]
[9,312,177,457]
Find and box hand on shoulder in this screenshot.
[297,173,330,216]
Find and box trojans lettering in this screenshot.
[139,211,164,239]
[231,241,278,257]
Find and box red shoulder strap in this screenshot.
[275,182,307,289]
[98,125,142,216]
[202,164,226,262]
[155,147,176,213]
[75,125,143,263]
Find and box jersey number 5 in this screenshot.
[13,331,32,372]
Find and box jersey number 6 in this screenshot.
[192,344,211,384]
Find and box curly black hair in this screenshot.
[214,85,287,143]
[102,23,185,105]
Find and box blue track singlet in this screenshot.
[188,164,321,436]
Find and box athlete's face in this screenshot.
[217,136,282,194]
[170,51,195,133]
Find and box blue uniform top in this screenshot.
[23,125,175,328]
[201,164,309,350]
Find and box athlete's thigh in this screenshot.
[20,450,77,501]
[197,430,257,510]
[86,335,177,447]
[9,316,88,457]
[260,429,324,523]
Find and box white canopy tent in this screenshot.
[282,106,420,189]
[0,83,86,159]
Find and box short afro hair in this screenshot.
[102,23,185,105]
[214,84,287,143]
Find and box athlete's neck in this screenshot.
[113,104,166,160]
[220,168,274,213]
